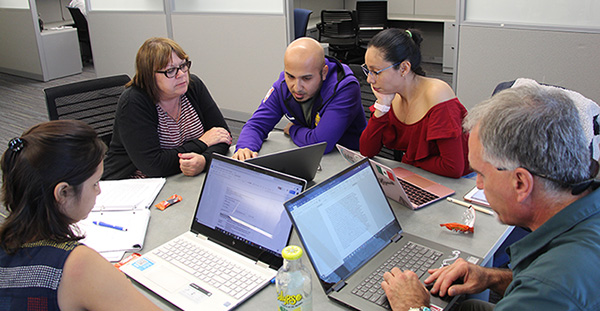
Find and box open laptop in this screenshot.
[336,144,454,210]
[119,154,306,310]
[246,141,327,181]
[284,158,481,311]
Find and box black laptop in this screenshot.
[246,141,326,181]
[283,158,481,310]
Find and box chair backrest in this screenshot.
[67,7,88,33]
[318,10,358,44]
[356,1,388,28]
[44,74,131,146]
[294,8,313,39]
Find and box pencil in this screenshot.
[446,197,494,215]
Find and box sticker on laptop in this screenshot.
[132,257,154,271]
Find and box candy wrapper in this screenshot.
[440,206,476,233]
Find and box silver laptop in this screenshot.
[336,144,454,209]
[246,141,326,181]
[119,154,306,310]
[284,158,481,311]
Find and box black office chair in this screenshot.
[356,1,388,46]
[317,10,361,63]
[294,8,313,39]
[67,6,93,63]
[44,74,131,146]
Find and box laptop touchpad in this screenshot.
[147,265,189,292]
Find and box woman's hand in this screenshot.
[178,152,206,176]
[199,127,232,147]
[371,85,396,107]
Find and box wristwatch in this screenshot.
[408,307,431,311]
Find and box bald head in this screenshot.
[283,38,329,102]
[284,37,326,70]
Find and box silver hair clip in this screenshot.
[8,138,24,152]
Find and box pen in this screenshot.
[92,221,128,231]
[446,197,494,216]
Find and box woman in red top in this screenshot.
[359,28,470,178]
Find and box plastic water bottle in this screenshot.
[276,245,312,311]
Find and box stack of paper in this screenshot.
[76,178,166,261]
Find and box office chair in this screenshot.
[67,6,93,63]
[317,10,361,63]
[44,74,131,146]
[294,8,313,39]
[356,1,388,46]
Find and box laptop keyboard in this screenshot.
[153,238,266,299]
[398,179,439,206]
[351,241,443,308]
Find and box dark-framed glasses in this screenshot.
[361,62,401,78]
[156,60,192,78]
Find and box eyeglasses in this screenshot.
[156,60,192,78]
[361,62,401,79]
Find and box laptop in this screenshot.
[246,141,327,181]
[284,158,481,311]
[336,144,454,210]
[119,154,306,310]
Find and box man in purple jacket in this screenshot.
[233,37,366,160]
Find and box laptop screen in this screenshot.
[193,154,305,262]
[284,158,401,288]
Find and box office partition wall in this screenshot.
[87,0,292,123]
[455,0,600,109]
[0,0,81,81]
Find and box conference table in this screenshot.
[132,131,512,310]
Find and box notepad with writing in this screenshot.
[93,178,166,211]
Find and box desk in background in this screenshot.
[134,131,511,310]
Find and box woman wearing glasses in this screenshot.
[359,28,470,178]
[103,37,231,179]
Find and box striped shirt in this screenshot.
[156,95,205,149]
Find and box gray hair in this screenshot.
[463,84,591,191]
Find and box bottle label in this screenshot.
[277,290,305,310]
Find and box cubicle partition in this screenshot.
[87,0,292,123]
[0,0,81,81]
[454,0,600,109]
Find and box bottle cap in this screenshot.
[282,245,303,260]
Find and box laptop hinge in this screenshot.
[332,280,346,292]
[195,233,209,240]
[391,232,402,243]
[256,261,269,269]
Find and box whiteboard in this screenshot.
[465,0,600,28]
[173,0,284,14]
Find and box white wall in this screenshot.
[456,26,600,109]
[172,14,288,119]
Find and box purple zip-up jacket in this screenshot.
[236,56,366,154]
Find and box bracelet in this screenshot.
[373,101,390,114]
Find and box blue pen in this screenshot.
[93,221,127,231]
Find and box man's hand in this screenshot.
[381,268,430,311]
[178,152,206,176]
[283,122,293,136]
[199,127,232,147]
[425,258,510,297]
[232,148,258,161]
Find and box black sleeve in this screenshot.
[187,74,231,170]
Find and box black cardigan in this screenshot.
[102,74,230,180]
